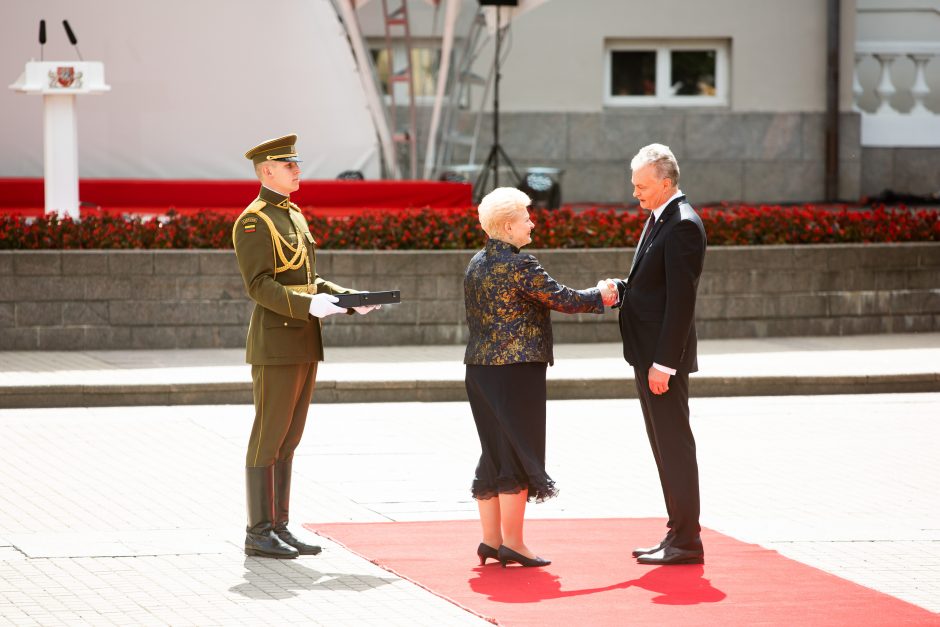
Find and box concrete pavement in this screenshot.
[0,335,939,624]
[0,394,937,625]
[1,333,939,408]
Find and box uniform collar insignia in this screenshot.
[258,185,291,209]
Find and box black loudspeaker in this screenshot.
[336,170,365,180]
[478,0,518,5]
[518,168,563,210]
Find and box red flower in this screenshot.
[0,204,937,249]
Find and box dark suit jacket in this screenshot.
[464,238,604,366]
[613,195,707,374]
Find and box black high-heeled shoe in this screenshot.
[477,542,499,565]
[497,545,551,568]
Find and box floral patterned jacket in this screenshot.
[464,238,604,366]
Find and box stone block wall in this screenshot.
[538,243,940,342]
[1,244,937,350]
[860,147,940,199]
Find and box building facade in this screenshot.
[360,0,939,203]
[1,0,936,205]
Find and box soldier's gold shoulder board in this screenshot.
[244,199,266,214]
[235,200,265,221]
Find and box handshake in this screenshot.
[596,278,619,307]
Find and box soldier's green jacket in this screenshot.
[232,186,353,365]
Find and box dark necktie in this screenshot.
[629,213,655,276]
[638,213,655,251]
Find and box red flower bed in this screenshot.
[0,204,937,250]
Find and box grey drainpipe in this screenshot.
[825,0,841,201]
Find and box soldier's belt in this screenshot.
[284,284,317,294]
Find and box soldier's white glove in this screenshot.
[352,304,381,315]
[308,293,346,318]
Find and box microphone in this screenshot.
[39,20,46,60]
[63,19,77,44]
[62,20,83,61]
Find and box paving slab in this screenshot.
[1,334,938,407]
[0,393,937,623]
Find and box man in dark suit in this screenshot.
[604,143,707,565]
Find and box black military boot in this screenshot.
[245,466,299,559]
[273,460,322,555]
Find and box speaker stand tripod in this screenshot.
[473,5,521,202]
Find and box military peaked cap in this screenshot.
[244,134,303,164]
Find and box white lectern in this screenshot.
[9,61,110,219]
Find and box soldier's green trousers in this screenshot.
[246,362,318,467]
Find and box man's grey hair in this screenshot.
[477,187,531,238]
[630,143,680,186]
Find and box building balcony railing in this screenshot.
[854,41,940,147]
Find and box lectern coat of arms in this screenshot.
[49,66,84,89]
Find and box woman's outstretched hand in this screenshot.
[597,279,618,307]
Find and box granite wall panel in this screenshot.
[0,244,937,349]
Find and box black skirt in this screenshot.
[465,362,557,503]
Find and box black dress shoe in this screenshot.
[636,544,704,565]
[632,538,669,558]
[497,545,551,568]
[477,542,499,565]
[245,529,299,559]
[275,527,322,556]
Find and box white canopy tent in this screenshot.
[1,0,551,183]
[1,0,381,180]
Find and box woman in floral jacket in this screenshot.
[464,187,616,568]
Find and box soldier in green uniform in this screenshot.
[233,134,378,559]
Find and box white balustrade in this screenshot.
[854,41,940,147]
[910,53,933,116]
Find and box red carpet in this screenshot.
[307,518,938,626]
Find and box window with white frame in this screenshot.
[604,40,729,106]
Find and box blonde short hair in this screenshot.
[477,187,531,238]
[630,143,680,186]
